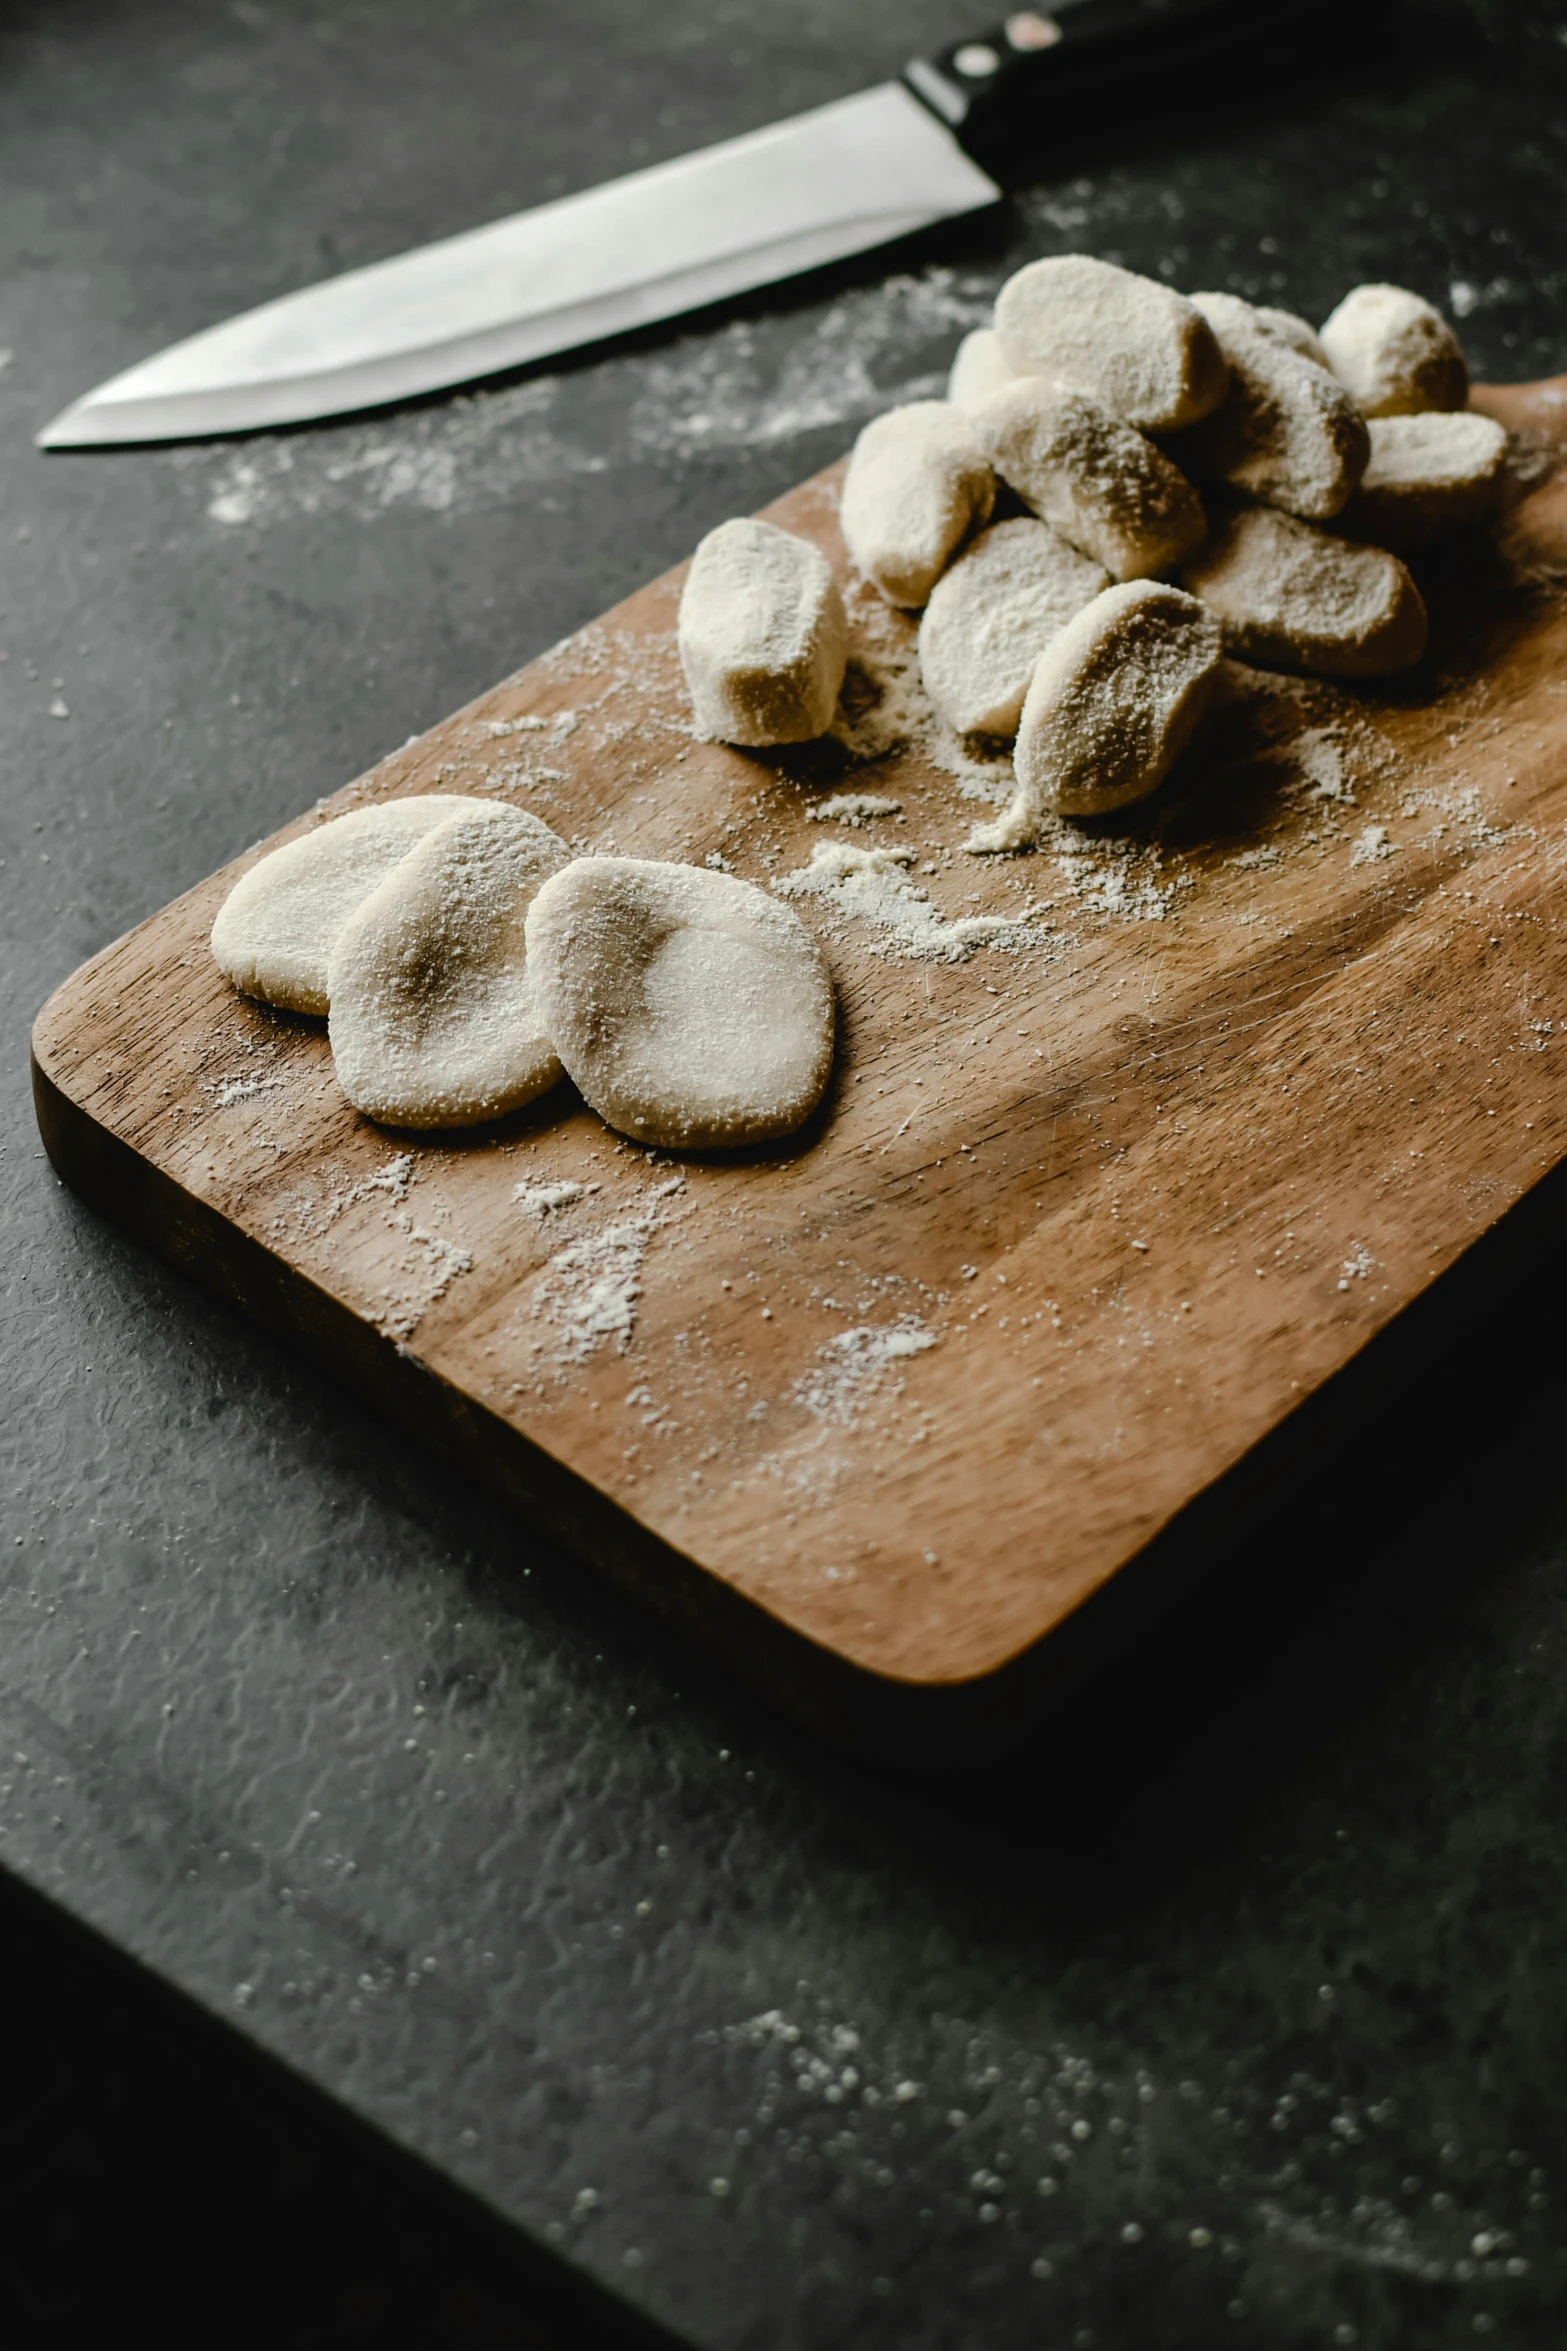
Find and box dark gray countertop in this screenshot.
[6,3,1567,2345]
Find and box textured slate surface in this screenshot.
[7,2,1567,2344]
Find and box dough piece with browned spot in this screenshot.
[839,401,994,607]
[975,382,1206,582]
[1182,504,1428,678]
[210,795,493,1016]
[525,857,835,1149]
[994,254,1229,432]
[1178,295,1370,521]
[918,518,1109,738]
[327,802,569,1129]
[1341,411,1509,549]
[678,517,847,746]
[1319,283,1469,418]
[970,581,1224,849]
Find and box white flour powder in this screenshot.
[793,1317,939,1428]
[521,1177,686,1373]
[514,1178,586,1219]
[806,793,904,827]
[775,841,1045,963]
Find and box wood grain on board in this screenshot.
[32,377,1567,1753]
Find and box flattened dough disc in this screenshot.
[328,802,569,1129]
[211,795,491,1015]
[525,856,835,1150]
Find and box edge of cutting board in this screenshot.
[30,374,1567,1760]
[33,1023,1563,1766]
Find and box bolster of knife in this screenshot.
[904,0,1319,173]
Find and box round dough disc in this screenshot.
[327,802,569,1129]
[524,857,835,1149]
[211,794,492,1015]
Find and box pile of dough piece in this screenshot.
[213,262,1502,1152]
[677,254,1509,850]
[213,796,834,1145]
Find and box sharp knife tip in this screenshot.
[36,402,101,450]
[36,392,178,448]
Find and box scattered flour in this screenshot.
[353,1152,473,1340]
[1255,2201,1449,2286]
[793,1316,939,1427]
[378,1227,475,1343]
[706,1994,1523,2314]
[1338,1243,1377,1289]
[264,1149,471,1341]
[531,1220,650,1362]
[469,710,578,742]
[208,1072,282,1106]
[514,1178,586,1219]
[807,793,904,827]
[1295,726,1354,804]
[522,1177,685,1372]
[775,841,1045,963]
[1401,779,1515,854]
[1349,823,1395,866]
[1054,839,1178,922]
[358,1152,415,1206]
[631,268,991,461]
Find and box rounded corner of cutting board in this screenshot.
[32,969,86,1084]
[31,982,102,1169]
[745,1561,1134,1765]
[31,913,169,1092]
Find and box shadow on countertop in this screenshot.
[0,1867,679,2350]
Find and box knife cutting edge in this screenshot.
[39,1,1286,448]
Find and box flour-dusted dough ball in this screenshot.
[210,795,491,1016]
[678,517,847,746]
[917,518,1109,738]
[972,582,1224,849]
[1179,295,1370,521]
[327,801,569,1129]
[838,401,994,608]
[1318,283,1469,418]
[524,857,834,1150]
[1342,410,1509,549]
[1191,290,1330,371]
[974,382,1207,582]
[994,254,1229,432]
[1181,504,1428,678]
[947,327,1021,414]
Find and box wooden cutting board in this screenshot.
[32,378,1567,1757]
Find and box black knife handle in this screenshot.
[906,0,1301,153]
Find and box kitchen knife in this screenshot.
[39,0,1285,448]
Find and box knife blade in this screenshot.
[39,0,1281,449]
